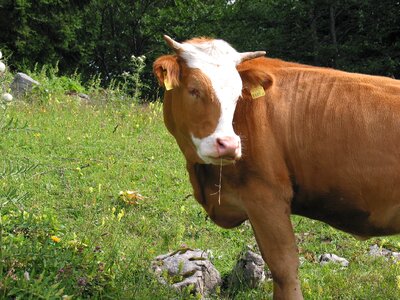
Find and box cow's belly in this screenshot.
[291,191,400,237]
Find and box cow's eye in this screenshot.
[188,88,200,98]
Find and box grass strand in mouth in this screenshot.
[218,158,222,205]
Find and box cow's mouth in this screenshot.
[208,156,239,166]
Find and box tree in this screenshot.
[0,0,90,72]
[0,0,398,99]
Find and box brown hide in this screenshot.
[244,58,400,236]
[189,57,400,236]
[157,54,400,300]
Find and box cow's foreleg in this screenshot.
[246,193,303,300]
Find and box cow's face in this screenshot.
[154,36,265,165]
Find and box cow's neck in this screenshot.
[186,162,249,229]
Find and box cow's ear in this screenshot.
[153,55,180,89]
[239,69,273,92]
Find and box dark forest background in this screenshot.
[1,0,399,100]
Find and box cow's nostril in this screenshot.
[216,138,226,149]
[215,136,240,159]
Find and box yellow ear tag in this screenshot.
[250,85,265,99]
[163,70,173,91]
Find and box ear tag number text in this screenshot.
[250,85,265,99]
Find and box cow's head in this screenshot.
[154,35,265,165]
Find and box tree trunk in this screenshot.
[309,6,319,65]
[330,4,339,67]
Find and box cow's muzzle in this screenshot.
[213,135,241,164]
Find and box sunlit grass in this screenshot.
[1,96,400,299]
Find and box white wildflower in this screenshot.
[24,271,30,281]
[0,61,5,73]
[2,93,13,102]
[0,51,2,59]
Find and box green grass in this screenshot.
[1,95,400,299]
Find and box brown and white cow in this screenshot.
[153,35,400,299]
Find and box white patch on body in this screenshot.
[180,40,242,164]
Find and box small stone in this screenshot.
[228,250,269,288]
[0,61,5,73]
[10,73,39,97]
[151,248,221,298]
[319,253,349,267]
[370,244,387,257]
[2,93,13,102]
[66,91,90,103]
[369,244,400,263]
[391,252,400,262]
[78,93,90,100]
[369,244,392,257]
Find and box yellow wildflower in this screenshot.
[119,190,145,205]
[51,236,61,243]
[117,209,125,222]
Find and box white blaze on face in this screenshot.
[179,39,242,164]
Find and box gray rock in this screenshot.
[78,93,90,101]
[229,250,269,288]
[10,73,39,97]
[151,248,221,298]
[319,253,349,267]
[369,244,400,262]
[369,244,392,257]
[392,252,400,262]
[65,91,91,102]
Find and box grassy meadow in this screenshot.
[1,75,400,299]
